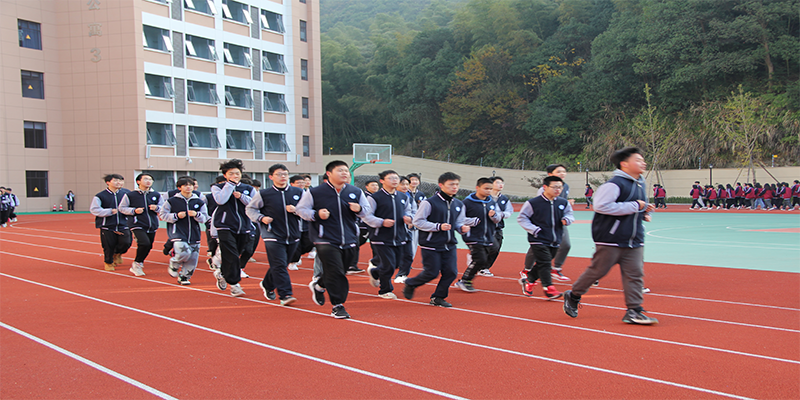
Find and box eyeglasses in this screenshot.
[272,172,289,177]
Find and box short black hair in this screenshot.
[103,174,124,182]
[378,170,399,180]
[399,176,410,184]
[325,160,348,173]
[491,176,504,182]
[438,172,460,184]
[365,180,379,186]
[135,173,154,182]
[252,179,262,188]
[176,177,194,188]
[269,163,288,175]
[543,176,564,186]
[610,147,642,169]
[476,177,493,187]
[5,188,10,191]
[546,164,566,174]
[240,177,253,185]
[215,175,227,184]
[290,175,305,184]
[407,173,421,181]
[220,159,245,174]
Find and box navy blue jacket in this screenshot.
[211,181,254,234]
[246,185,303,243]
[461,193,502,246]
[159,193,209,244]
[414,192,469,251]
[296,182,370,247]
[90,188,131,231]
[517,194,574,247]
[203,193,218,228]
[363,188,414,246]
[493,193,512,230]
[591,171,647,248]
[119,190,163,233]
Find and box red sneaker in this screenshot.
[544,285,563,300]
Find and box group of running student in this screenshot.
[689,180,800,210]
[0,187,20,227]
[89,148,658,325]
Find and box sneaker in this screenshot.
[249,258,257,263]
[113,254,123,266]
[309,279,325,306]
[544,285,563,300]
[206,251,213,257]
[519,278,536,296]
[240,269,249,279]
[178,276,191,285]
[103,262,115,271]
[129,262,145,277]
[346,266,365,275]
[429,297,452,308]
[622,308,659,325]
[593,280,600,287]
[260,280,276,301]
[213,269,227,291]
[367,264,380,287]
[393,275,407,284]
[280,297,297,306]
[206,258,217,270]
[307,249,317,259]
[288,262,299,271]
[167,260,179,278]
[230,283,245,297]
[551,270,570,282]
[563,290,580,318]
[403,283,415,300]
[454,279,477,293]
[642,287,651,294]
[378,292,397,299]
[331,304,350,319]
[477,269,494,277]
[519,269,530,280]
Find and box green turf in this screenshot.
[462,211,800,273]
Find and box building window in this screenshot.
[300,59,308,81]
[265,133,291,152]
[225,86,253,109]
[260,10,285,33]
[188,126,220,148]
[184,0,217,15]
[187,80,221,104]
[18,19,42,50]
[299,0,306,3]
[226,129,254,150]
[221,0,252,24]
[21,70,44,99]
[302,97,309,118]
[26,171,48,198]
[264,92,289,113]
[262,51,287,73]
[303,135,309,156]
[143,25,173,52]
[146,123,176,146]
[185,34,217,61]
[223,43,252,67]
[299,20,307,42]
[144,74,174,99]
[24,121,47,149]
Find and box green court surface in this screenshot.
[465,211,800,273]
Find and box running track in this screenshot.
[1,214,798,399]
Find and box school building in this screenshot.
[1,0,324,212]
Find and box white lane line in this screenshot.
[0,271,756,400]
[0,322,178,400]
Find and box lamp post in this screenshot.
[422,150,425,159]
[328,147,332,155]
[578,161,582,172]
[772,154,777,167]
[709,164,713,185]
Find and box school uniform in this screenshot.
[0,192,10,226]
[362,188,414,295]
[459,193,501,283]
[744,186,756,208]
[90,188,133,265]
[779,186,792,209]
[586,187,595,208]
[159,192,210,282]
[65,192,76,211]
[517,194,574,288]
[734,185,745,207]
[707,187,718,208]
[119,189,164,264]
[526,184,572,274]
[246,185,304,300]
[690,187,702,209]
[211,181,255,285]
[203,193,219,256]
[397,191,418,279]
[405,192,467,301]
[7,193,19,221]
[486,192,512,270]
[792,184,800,208]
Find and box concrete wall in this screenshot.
[324,155,800,200]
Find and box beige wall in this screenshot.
[324,155,800,200]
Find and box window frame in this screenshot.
[18,19,42,50]
[226,129,255,150]
[21,70,44,99]
[300,59,308,81]
[224,86,253,109]
[185,34,217,61]
[188,126,221,148]
[299,20,307,42]
[184,0,217,15]
[265,132,291,153]
[221,0,251,24]
[146,122,176,146]
[24,121,47,149]
[261,51,287,73]
[144,74,175,99]
[186,80,221,104]
[302,135,310,157]
[302,97,309,118]
[142,25,173,52]
[263,91,289,113]
[26,170,49,198]
[260,10,285,33]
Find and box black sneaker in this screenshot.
[403,283,415,300]
[346,267,365,275]
[622,308,659,325]
[178,276,191,285]
[331,305,350,319]
[429,297,452,308]
[563,290,580,318]
[260,280,276,301]
[309,279,325,306]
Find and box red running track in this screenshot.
[1,214,798,399]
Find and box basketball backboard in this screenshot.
[353,143,392,164]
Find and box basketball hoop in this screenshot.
[369,159,382,164]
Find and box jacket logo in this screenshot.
[401,199,406,204]
[558,204,565,210]
[293,195,300,200]
[194,204,200,209]
[501,200,506,204]
[152,196,157,201]
[490,205,495,209]
[243,190,250,195]
[455,206,461,212]
[349,193,357,199]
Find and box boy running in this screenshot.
[403,172,470,308]
[481,176,512,276]
[159,177,210,284]
[455,177,499,292]
[394,175,417,283]
[563,147,658,325]
[288,175,314,270]
[89,174,132,271]
[119,173,163,277]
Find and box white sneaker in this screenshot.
[213,269,227,291]
[11,218,17,222]
[230,283,245,297]
[129,262,145,277]
[249,258,257,263]
[288,263,299,271]
[378,292,397,299]
[167,259,179,278]
[240,269,249,279]
[477,269,494,277]
[307,249,317,259]
[367,264,379,287]
[393,275,407,284]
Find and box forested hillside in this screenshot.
[319,0,799,170]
